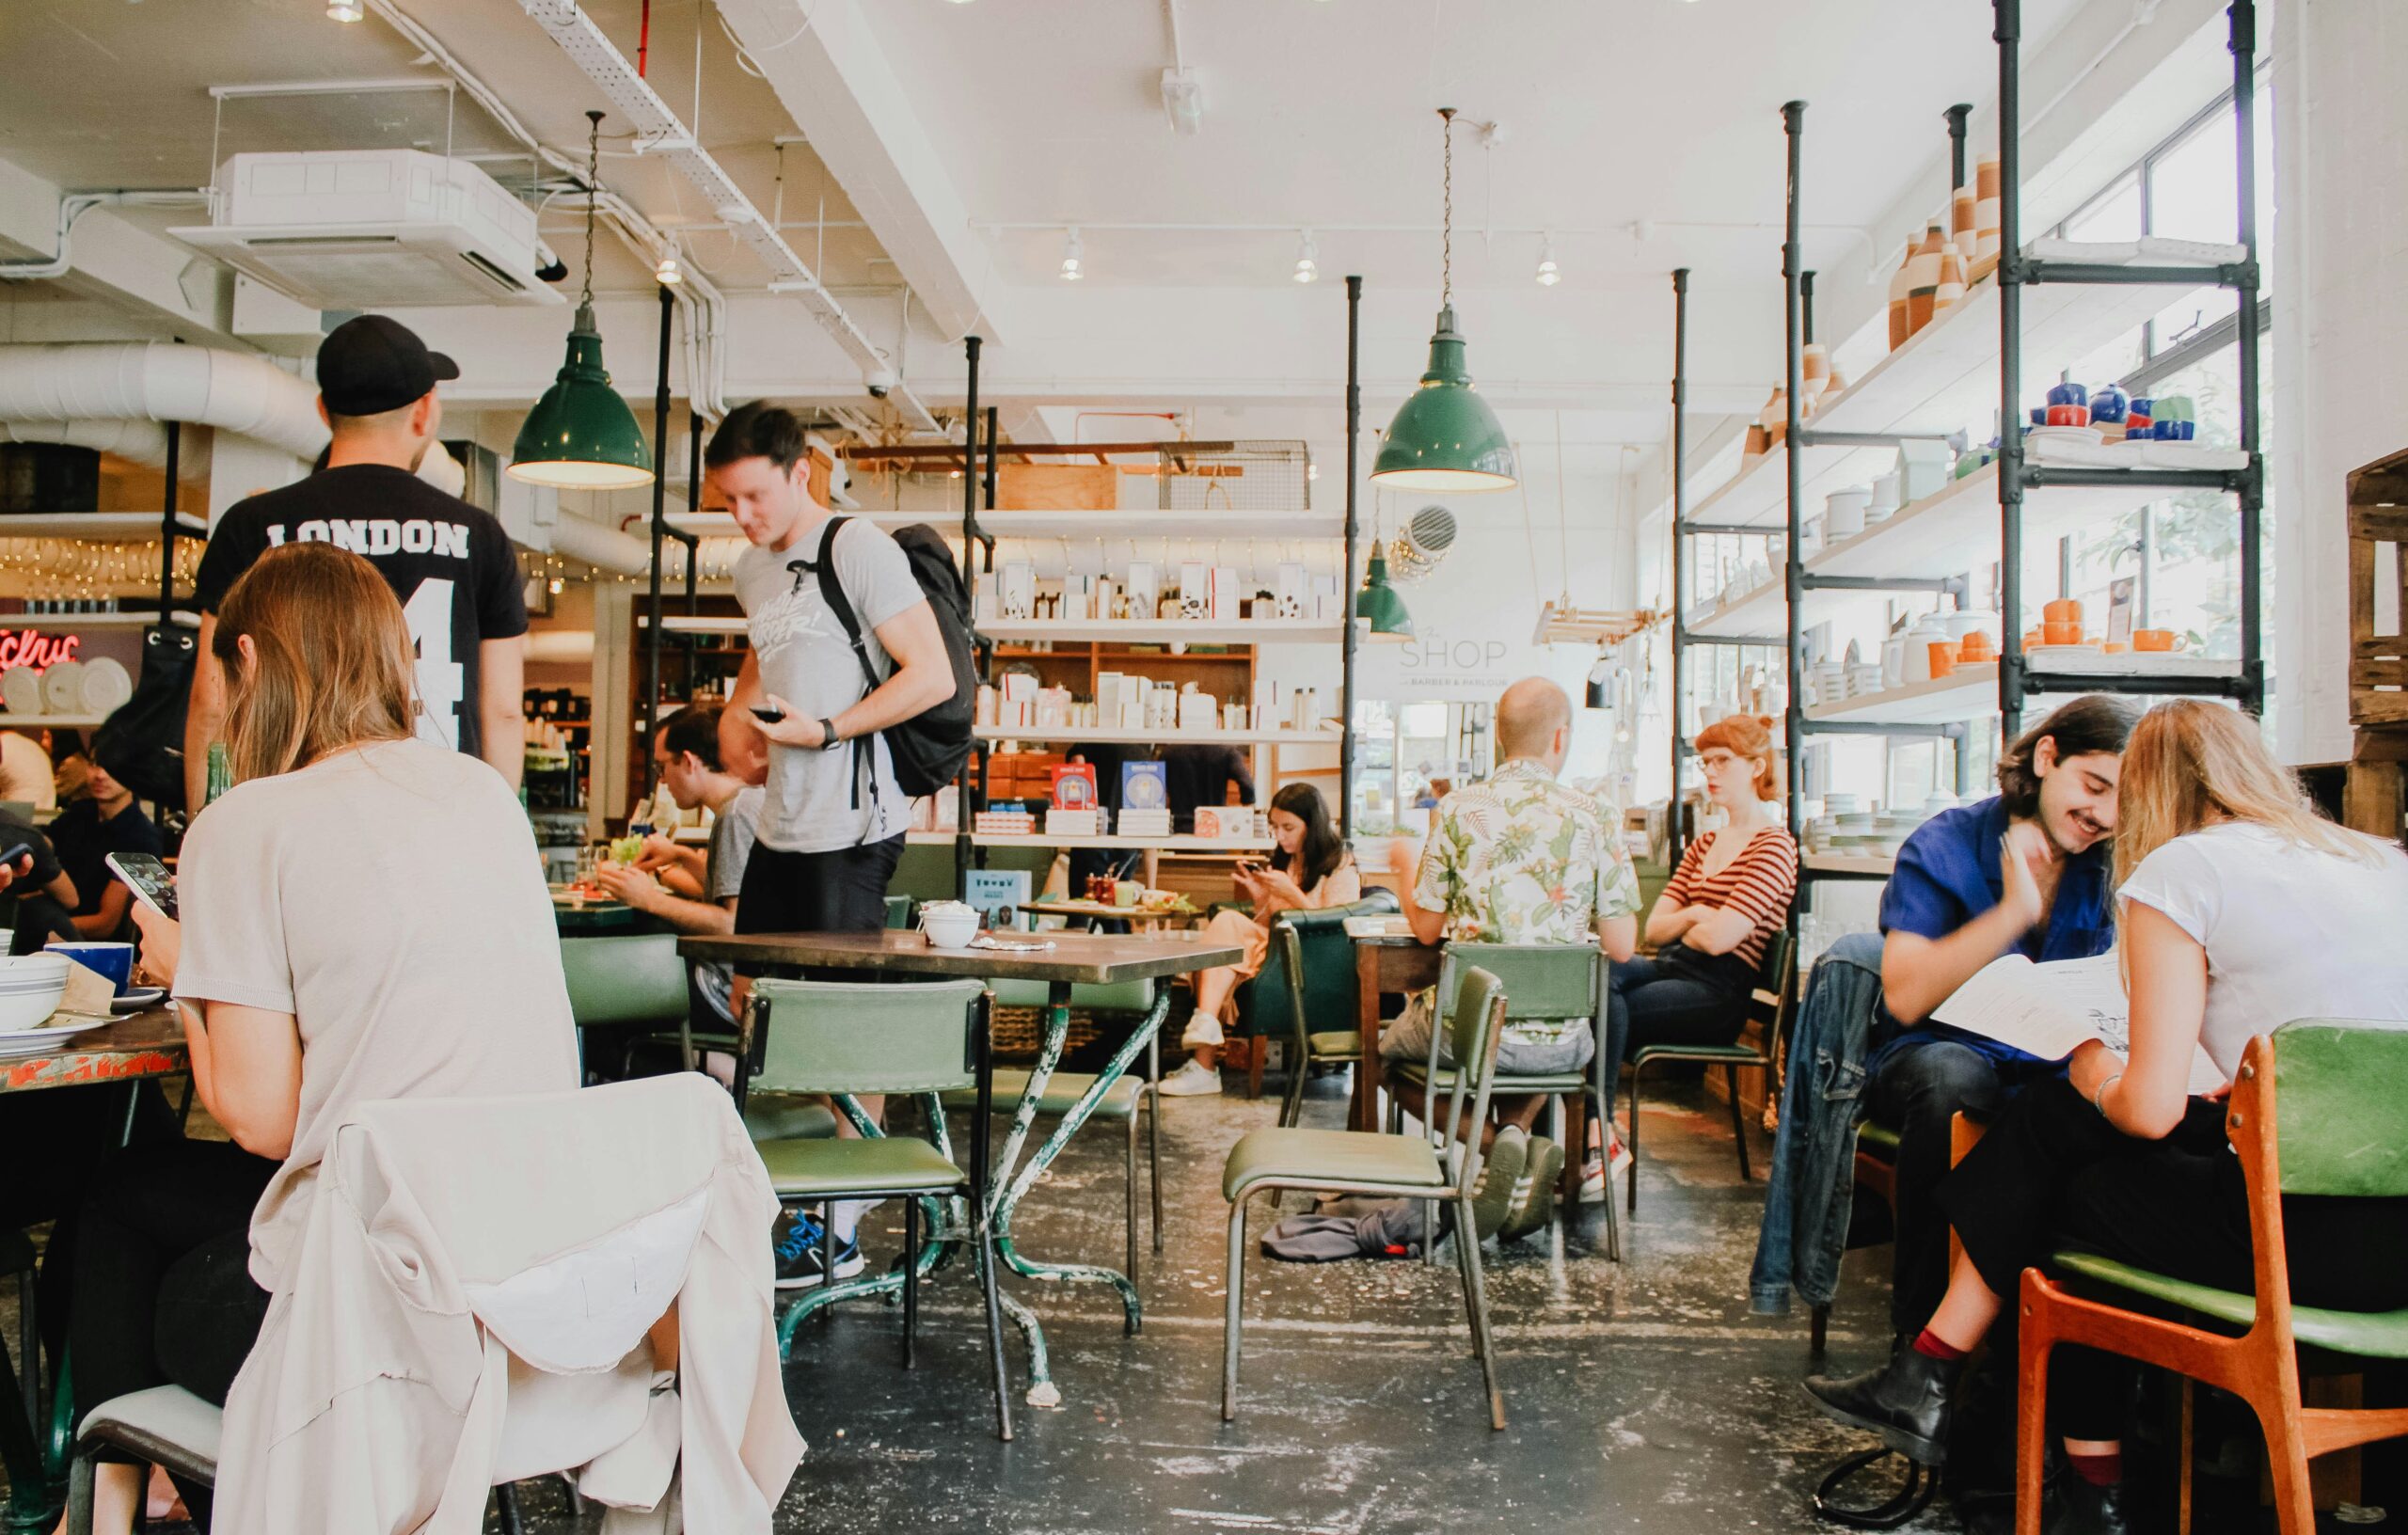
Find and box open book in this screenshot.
[1932,951,2227,1096]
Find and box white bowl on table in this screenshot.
[0,953,71,1033]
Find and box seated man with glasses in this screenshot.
[1382,676,1640,1242]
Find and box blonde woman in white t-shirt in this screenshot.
[62,544,578,1535]
[1806,700,2408,1530]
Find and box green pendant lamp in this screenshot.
[510,112,656,492]
[1372,108,1517,493]
[1357,497,1414,641]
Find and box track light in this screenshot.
[326,0,364,18]
[1059,228,1084,281]
[1536,234,1560,286]
[655,237,682,287]
[1293,231,1319,284]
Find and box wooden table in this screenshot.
[1350,921,1442,1132]
[681,929,1242,1406]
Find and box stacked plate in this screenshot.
[0,657,132,720]
[0,953,87,1053]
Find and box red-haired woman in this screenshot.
[1604,712,1798,1085]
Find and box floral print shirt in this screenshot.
[1413,759,1641,944]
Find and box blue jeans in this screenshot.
[1602,945,1752,1086]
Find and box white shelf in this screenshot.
[974,725,1340,747]
[0,611,195,630]
[981,619,1341,646]
[663,509,1342,542]
[1806,665,2000,725]
[1804,853,1895,878]
[0,714,110,729]
[1689,249,2227,532]
[0,514,208,541]
[906,831,1274,852]
[1685,460,2228,641]
[636,616,747,634]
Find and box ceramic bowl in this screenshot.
[0,954,70,1033]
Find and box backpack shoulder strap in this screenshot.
[808,516,881,693]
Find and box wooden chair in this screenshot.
[2017,1022,2408,1535]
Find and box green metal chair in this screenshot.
[1386,942,1619,1258]
[741,976,1014,1439]
[1221,965,1511,1430]
[942,976,1163,1279]
[1230,891,1400,1105]
[2020,1021,2408,1535]
[1624,926,1798,1211]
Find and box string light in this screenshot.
[326,0,365,19]
[1293,231,1319,284]
[1536,233,1560,286]
[1059,228,1085,281]
[654,236,683,287]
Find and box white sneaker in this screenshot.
[1608,1127,1634,1179]
[1155,1058,1225,1097]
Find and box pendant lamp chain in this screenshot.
[580,110,603,309]
[1438,107,1456,309]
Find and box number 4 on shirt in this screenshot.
[402,578,463,750]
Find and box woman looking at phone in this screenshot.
[1158,783,1359,1097]
[62,544,578,1535]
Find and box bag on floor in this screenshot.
[1259,1200,1434,1262]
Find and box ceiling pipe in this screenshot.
[0,419,213,478]
[0,342,323,459]
[515,0,941,433]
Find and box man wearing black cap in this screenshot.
[184,315,529,809]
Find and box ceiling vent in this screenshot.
[171,150,562,309]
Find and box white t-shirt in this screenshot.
[175,736,580,1289]
[731,518,927,854]
[2117,820,2408,1083]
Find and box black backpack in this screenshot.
[91,624,198,813]
[810,516,978,800]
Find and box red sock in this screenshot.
[2067,1449,2122,1487]
[1910,1329,1968,1362]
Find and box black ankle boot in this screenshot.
[1803,1344,1963,1464]
[2046,1476,2129,1535]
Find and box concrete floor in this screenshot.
[12,1071,1941,1534]
[499,1070,1936,1535]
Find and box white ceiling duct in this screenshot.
[547,511,653,577]
[0,419,214,478]
[0,342,325,461]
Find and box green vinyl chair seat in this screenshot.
[754,1134,971,1198]
[1386,1060,1587,1095]
[942,1069,1142,1120]
[1857,1120,1902,1158]
[743,1097,839,1143]
[2050,1251,2408,1360]
[1223,1126,1446,1202]
[1307,1030,1364,1062]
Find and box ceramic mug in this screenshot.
[2043,598,2083,625]
[2090,384,2131,425]
[1825,489,1870,539]
[45,942,133,995]
[2043,621,2082,646]
[2046,381,2089,408]
[1957,629,1997,662]
[2132,629,2188,653]
[2045,404,2090,428]
[1925,641,1959,679]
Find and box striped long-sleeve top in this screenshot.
[1665,825,1799,970]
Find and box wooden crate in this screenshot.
[997,463,1118,511]
[2347,445,2408,727]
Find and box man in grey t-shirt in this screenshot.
[594,704,762,1027]
[707,403,955,937]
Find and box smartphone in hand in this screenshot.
[106,853,178,921]
[750,705,787,723]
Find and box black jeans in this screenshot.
[1940,1074,2408,1440]
[69,1139,277,1434]
[734,835,905,965]
[1603,943,1754,1085]
[1865,1037,2038,1337]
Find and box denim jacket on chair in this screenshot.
[1747,930,1884,1315]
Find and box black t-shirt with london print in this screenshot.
[192,465,529,761]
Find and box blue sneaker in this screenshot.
[774,1210,865,1290]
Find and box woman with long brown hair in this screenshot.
[1806,702,2408,1533]
[62,544,577,1534]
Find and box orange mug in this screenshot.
[2043,598,2083,625]
[2102,641,2130,655]
[2022,627,2045,650]
[1926,641,1957,678]
[1957,629,1996,661]
[2133,628,2186,652]
[2043,621,2081,645]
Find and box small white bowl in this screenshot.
[0,954,71,1033]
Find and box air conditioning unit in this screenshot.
[171,150,562,309]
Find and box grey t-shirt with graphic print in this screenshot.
[694,784,763,1025]
[732,519,927,854]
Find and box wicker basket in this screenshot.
[990,1004,1106,1060]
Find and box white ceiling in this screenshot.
[867,0,2083,289]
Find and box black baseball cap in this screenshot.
[316,315,460,417]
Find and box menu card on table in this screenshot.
[1932,951,2226,1095]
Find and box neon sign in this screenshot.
[0,632,81,672]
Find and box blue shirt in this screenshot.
[1869,795,2115,1069]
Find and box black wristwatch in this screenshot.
[816,718,845,752]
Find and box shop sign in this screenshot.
[0,631,80,672]
[1386,628,1516,698]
